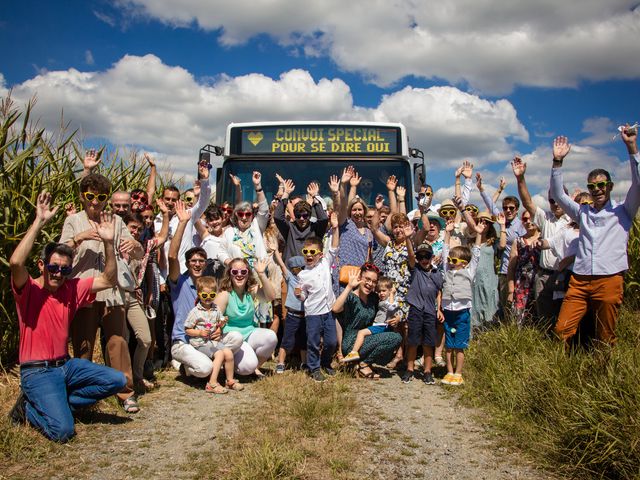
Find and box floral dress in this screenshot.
[513,238,541,326]
[382,240,411,320]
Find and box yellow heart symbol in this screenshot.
[247,131,264,146]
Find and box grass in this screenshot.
[195,372,361,480]
[461,309,640,479]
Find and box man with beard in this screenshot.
[550,128,639,345]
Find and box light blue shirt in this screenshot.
[170,273,197,343]
[550,153,640,276]
[284,271,303,311]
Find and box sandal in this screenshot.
[356,363,380,380]
[122,396,140,414]
[225,379,245,391]
[205,382,228,394]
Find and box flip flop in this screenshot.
[122,396,140,414]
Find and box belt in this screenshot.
[287,309,305,318]
[172,339,186,346]
[20,356,69,369]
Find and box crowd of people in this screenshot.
[8,127,639,442]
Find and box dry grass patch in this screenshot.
[197,372,361,480]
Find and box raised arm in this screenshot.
[254,258,276,301]
[621,126,640,217]
[348,170,361,205]
[168,200,191,283]
[80,148,101,177]
[10,191,59,290]
[230,174,243,206]
[274,177,294,237]
[191,162,212,223]
[371,209,391,247]
[477,172,500,216]
[252,171,270,232]
[512,157,536,217]
[404,222,416,269]
[337,166,353,225]
[395,185,407,215]
[91,211,118,292]
[386,175,398,214]
[154,198,171,246]
[332,272,359,314]
[492,177,506,204]
[496,213,507,250]
[144,153,157,203]
[550,136,580,221]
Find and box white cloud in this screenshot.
[3,54,526,179]
[116,0,640,94]
[581,117,616,146]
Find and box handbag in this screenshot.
[116,253,137,292]
[338,229,374,285]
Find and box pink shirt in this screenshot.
[12,276,95,363]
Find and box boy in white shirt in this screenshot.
[296,213,339,382]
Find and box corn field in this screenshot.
[0,95,174,367]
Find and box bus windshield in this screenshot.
[217,158,412,208]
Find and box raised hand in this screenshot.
[403,222,415,239]
[175,200,192,222]
[475,172,483,191]
[330,211,339,229]
[341,165,354,184]
[553,136,571,162]
[254,258,267,275]
[499,176,507,190]
[252,171,262,188]
[328,175,340,193]
[35,190,59,224]
[375,194,385,210]
[386,175,398,191]
[96,210,116,242]
[144,153,155,167]
[229,174,241,186]
[496,212,506,227]
[83,148,101,171]
[283,178,295,195]
[198,161,210,180]
[350,171,362,187]
[275,173,286,185]
[473,220,487,235]
[347,271,361,290]
[511,156,526,177]
[621,124,638,154]
[452,195,464,210]
[445,218,455,232]
[156,197,168,214]
[460,160,474,179]
[307,181,320,198]
[396,185,406,198]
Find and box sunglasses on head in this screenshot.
[198,291,217,300]
[362,262,380,273]
[83,192,108,202]
[587,181,610,191]
[464,205,478,213]
[502,205,517,212]
[46,264,73,276]
[131,192,147,201]
[230,268,249,276]
[295,212,310,220]
[439,209,457,217]
[301,248,321,256]
[447,256,468,265]
[236,211,253,219]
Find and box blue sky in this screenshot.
[2,0,640,204]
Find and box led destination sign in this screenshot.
[232,125,401,155]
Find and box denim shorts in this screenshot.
[367,325,391,335]
[406,305,437,347]
[443,308,471,349]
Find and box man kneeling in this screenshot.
[8,191,126,442]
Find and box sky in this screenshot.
[1,0,640,206]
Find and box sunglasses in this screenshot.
[587,181,610,191]
[198,291,217,300]
[418,192,433,198]
[131,192,147,201]
[222,207,234,214]
[230,268,249,276]
[301,248,321,256]
[184,196,195,202]
[236,211,253,219]
[46,264,73,276]
[447,256,468,265]
[83,192,108,202]
[548,198,556,205]
[502,205,517,212]
[362,262,380,273]
[580,200,594,205]
[439,209,457,217]
[464,205,478,213]
[295,213,310,220]
[198,161,213,170]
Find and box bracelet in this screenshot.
[255,187,263,192]
[71,236,78,248]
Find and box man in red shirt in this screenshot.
[9,191,126,442]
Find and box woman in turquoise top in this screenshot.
[214,258,277,377]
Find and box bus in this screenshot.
[202,121,425,209]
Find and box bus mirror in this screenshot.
[413,163,425,192]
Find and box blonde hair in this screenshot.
[196,276,218,293]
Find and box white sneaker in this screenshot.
[171,359,181,371]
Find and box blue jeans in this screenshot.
[20,358,126,442]
[305,312,337,371]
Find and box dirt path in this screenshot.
[3,368,552,480]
